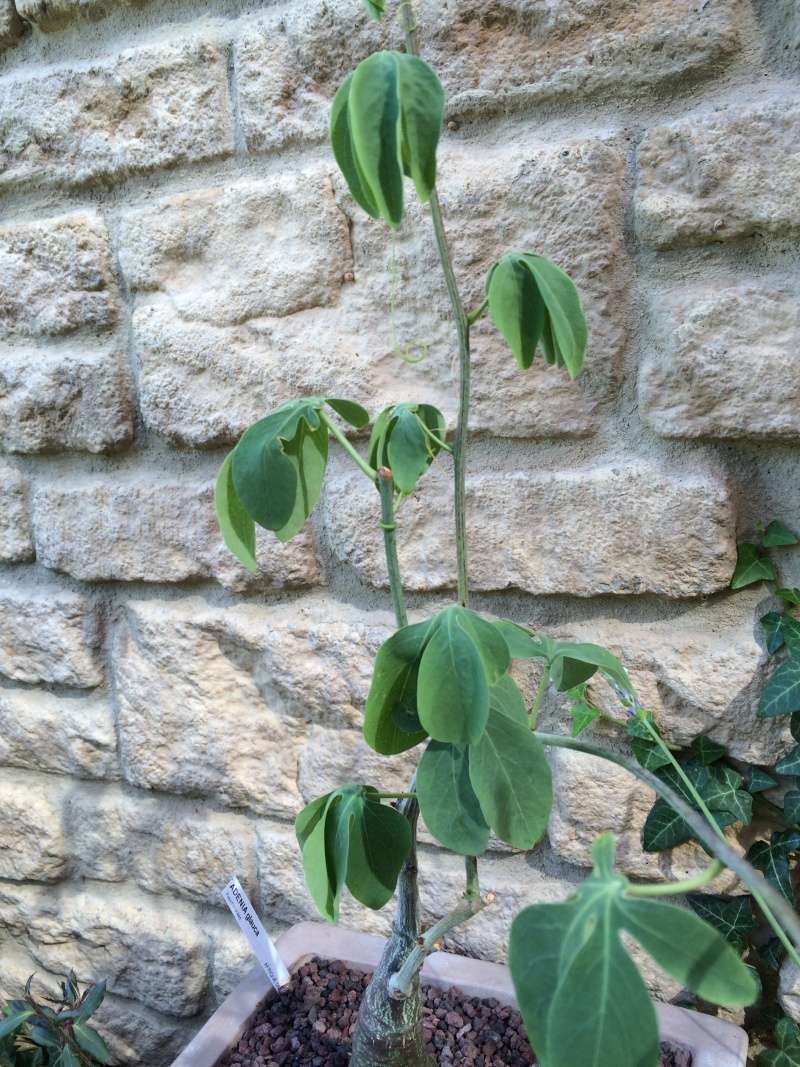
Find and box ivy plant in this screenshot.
[214,4,800,1065]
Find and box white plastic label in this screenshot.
[221,876,291,991]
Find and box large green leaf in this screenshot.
[363,620,431,755]
[761,656,800,718]
[510,835,757,1067]
[215,452,257,572]
[72,1022,112,1064]
[549,641,635,700]
[325,398,370,428]
[368,402,446,494]
[416,740,489,856]
[417,606,510,744]
[486,252,587,378]
[759,1018,800,1067]
[730,543,777,589]
[468,677,552,849]
[493,620,556,661]
[764,520,799,547]
[232,399,328,542]
[333,51,444,228]
[642,759,749,852]
[686,893,757,952]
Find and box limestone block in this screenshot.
[0,212,118,338]
[0,586,102,687]
[130,141,626,445]
[112,597,391,814]
[119,173,352,325]
[16,0,138,30]
[298,726,420,803]
[0,772,69,882]
[0,39,233,191]
[207,915,276,1006]
[236,0,742,150]
[32,478,320,592]
[321,462,736,597]
[640,281,800,440]
[0,689,117,779]
[0,882,208,1016]
[780,959,800,1023]
[0,346,134,454]
[635,97,800,248]
[0,1,21,49]
[0,464,32,561]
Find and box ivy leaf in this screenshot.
[792,712,800,742]
[686,894,757,952]
[231,399,328,543]
[332,52,444,228]
[759,1018,800,1067]
[785,617,800,654]
[571,702,601,736]
[758,938,786,972]
[627,715,671,772]
[761,657,800,718]
[746,766,779,794]
[215,452,257,573]
[368,403,446,494]
[778,589,800,607]
[691,736,727,765]
[486,251,587,378]
[643,760,750,851]
[72,1023,112,1064]
[785,790,800,825]
[748,836,794,903]
[777,745,800,776]
[730,543,777,589]
[763,612,788,654]
[363,620,431,755]
[764,521,800,547]
[417,606,510,744]
[510,835,758,1067]
[416,740,489,856]
[325,398,370,428]
[468,676,552,849]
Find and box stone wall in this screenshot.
[0,0,798,1062]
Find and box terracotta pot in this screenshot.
[171,921,748,1067]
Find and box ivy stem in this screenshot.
[625,860,724,898]
[321,411,378,483]
[378,469,409,628]
[402,9,471,608]
[534,731,800,969]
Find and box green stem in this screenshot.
[378,792,416,801]
[465,854,480,899]
[529,670,549,727]
[321,411,378,483]
[467,299,488,326]
[625,860,724,898]
[378,470,408,628]
[534,731,800,968]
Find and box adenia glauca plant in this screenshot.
[214,3,800,1065]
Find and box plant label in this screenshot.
[221,876,291,991]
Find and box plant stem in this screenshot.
[378,792,416,801]
[529,670,549,727]
[467,299,488,326]
[625,860,724,898]
[378,470,408,628]
[321,411,378,483]
[534,731,800,968]
[465,854,480,899]
[402,10,472,608]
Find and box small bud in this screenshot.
[343,271,355,283]
[447,119,459,131]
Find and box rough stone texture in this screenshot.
[236,0,743,150]
[322,463,736,597]
[0,212,119,338]
[0,464,32,561]
[32,478,321,592]
[780,959,800,1024]
[0,347,134,453]
[112,597,390,813]
[16,0,137,30]
[0,0,22,50]
[0,38,234,191]
[641,281,800,440]
[128,142,626,445]
[0,688,117,778]
[298,726,420,804]
[0,587,102,687]
[0,773,69,882]
[635,97,800,248]
[0,882,208,1016]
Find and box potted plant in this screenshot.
[184,1,800,1064]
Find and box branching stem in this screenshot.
[322,412,378,482]
[625,860,724,898]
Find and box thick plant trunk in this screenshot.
[350,798,434,1067]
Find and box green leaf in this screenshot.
[368,403,446,494]
[334,52,444,228]
[642,759,749,851]
[325,398,370,428]
[758,937,785,972]
[72,1023,112,1064]
[417,606,510,744]
[777,745,800,776]
[761,656,800,718]
[215,452,257,572]
[691,736,727,765]
[0,1011,33,1039]
[760,1018,800,1067]
[549,641,635,700]
[296,791,339,920]
[77,981,106,1022]
[416,740,489,856]
[730,543,777,589]
[746,766,779,793]
[493,621,556,661]
[468,678,552,849]
[763,612,788,654]
[361,0,384,19]
[363,620,431,755]
[764,520,799,547]
[785,617,800,654]
[57,1046,81,1067]
[785,790,800,824]
[792,712,800,742]
[571,702,601,736]
[686,893,757,951]
[627,714,671,772]
[486,252,587,379]
[779,588,800,607]
[232,399,328,542]
[748,838,794,903]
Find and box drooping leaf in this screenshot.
[764,520,800,547]
[759,1018,800,1067]
[232,399,328,542]
[330,74,380,219]
[777,745,800,776]
[486,252,587,378]
[468,677,552,849]
[72,1023,112,1064]
[686,893,757,951]
[493,621,556,661]
[691,736,727,765]
[215,452,257,572]
[363,620,431,755]
[761,657,800,718]
[763,612,788,654]
[746,766,779,793]
[730,543,777,589]
[417,606,510,744]
[368,403,447,494]
[416,740,489,856]
[785,790,800,824]
[325,398,370,428]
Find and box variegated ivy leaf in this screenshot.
[747,832,800,904]
[642,759,751,852]
[761,657,800,718]
[776,745,800,776]
[746,766,779,794]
